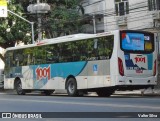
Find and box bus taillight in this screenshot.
[118,57,124,76]
[153,60,156,76]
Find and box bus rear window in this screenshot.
[120,31,154,53]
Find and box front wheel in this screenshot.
[66,78,78,96]
[15,79,25,95]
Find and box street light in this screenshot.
[27,3,50,13]
[7,10,35,44]
[27,1,50,41]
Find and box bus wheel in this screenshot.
[43,90,54,96]
[96,89,113,97]
[15,79,25,95]
[66,78,78,96]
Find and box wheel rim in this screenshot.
[16,82,23,94]
[68,81,75,94]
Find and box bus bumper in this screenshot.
[116,76,157,86]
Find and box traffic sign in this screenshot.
[0,0,7,17]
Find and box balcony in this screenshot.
[117,16,127,26]
[152,11,160,20]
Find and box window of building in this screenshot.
[115,0,129,16]
[148,0,160,11]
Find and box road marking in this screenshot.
[0,98,159,110]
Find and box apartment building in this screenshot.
[81,0,160,43]
[81,0,160,88]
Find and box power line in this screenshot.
[33,0,160,36]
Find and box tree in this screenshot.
[0,0,84,62]
[0,0,31,49]
[0,0,32,62]
[41,0,84,38]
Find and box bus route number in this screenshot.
[36,66,51,81]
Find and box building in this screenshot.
[81,0,160,89]
[81,0,160,48]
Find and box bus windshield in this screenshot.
[120,30,154,53]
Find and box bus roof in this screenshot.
[5,31,115,51]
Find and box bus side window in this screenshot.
[13,50,24,66]
[87,39,98,61]
[78,40,88,61]
[35,46,46,64]
[97,36,114,60]
[24,48,35,65]
[5,51,12,68]
[46,44,60,63]
[60,43,73,62]
[72,41,80,61]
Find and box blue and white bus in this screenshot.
[4,30,157,96]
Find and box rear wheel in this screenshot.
[66,78,78,96]
[15,79,25,95]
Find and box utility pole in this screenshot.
[27,0,50,42]
[37,0,42,41]
[93,15,96,34]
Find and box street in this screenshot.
[0,91,160,121]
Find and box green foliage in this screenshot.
[0,0,31,48]
[0,0,84,48]
[42,0,84,38]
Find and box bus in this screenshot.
[0,69,4,89]
[0,48,5,89]
[4,30,157,97]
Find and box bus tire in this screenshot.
[66,78,78,96]
[15,79,25,95]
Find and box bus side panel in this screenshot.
[83,60,110,89]
[110,31,119,87]
[4,77,14,89]
[76,63,88,89]
[4,66,23,89]
[21,62,88,90]
[41,77,64,90]
[21,66,34,89]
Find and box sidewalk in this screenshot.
[1,89,160,96]
[114,89,160,96]
[54,89,160,96]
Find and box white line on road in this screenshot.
[0,98,159,110]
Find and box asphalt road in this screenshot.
[0,91,160,121]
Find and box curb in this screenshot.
[114,90,160,96]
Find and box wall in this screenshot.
[128,0,153,30]
[104,0,118,31]
[81,0,105,33]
